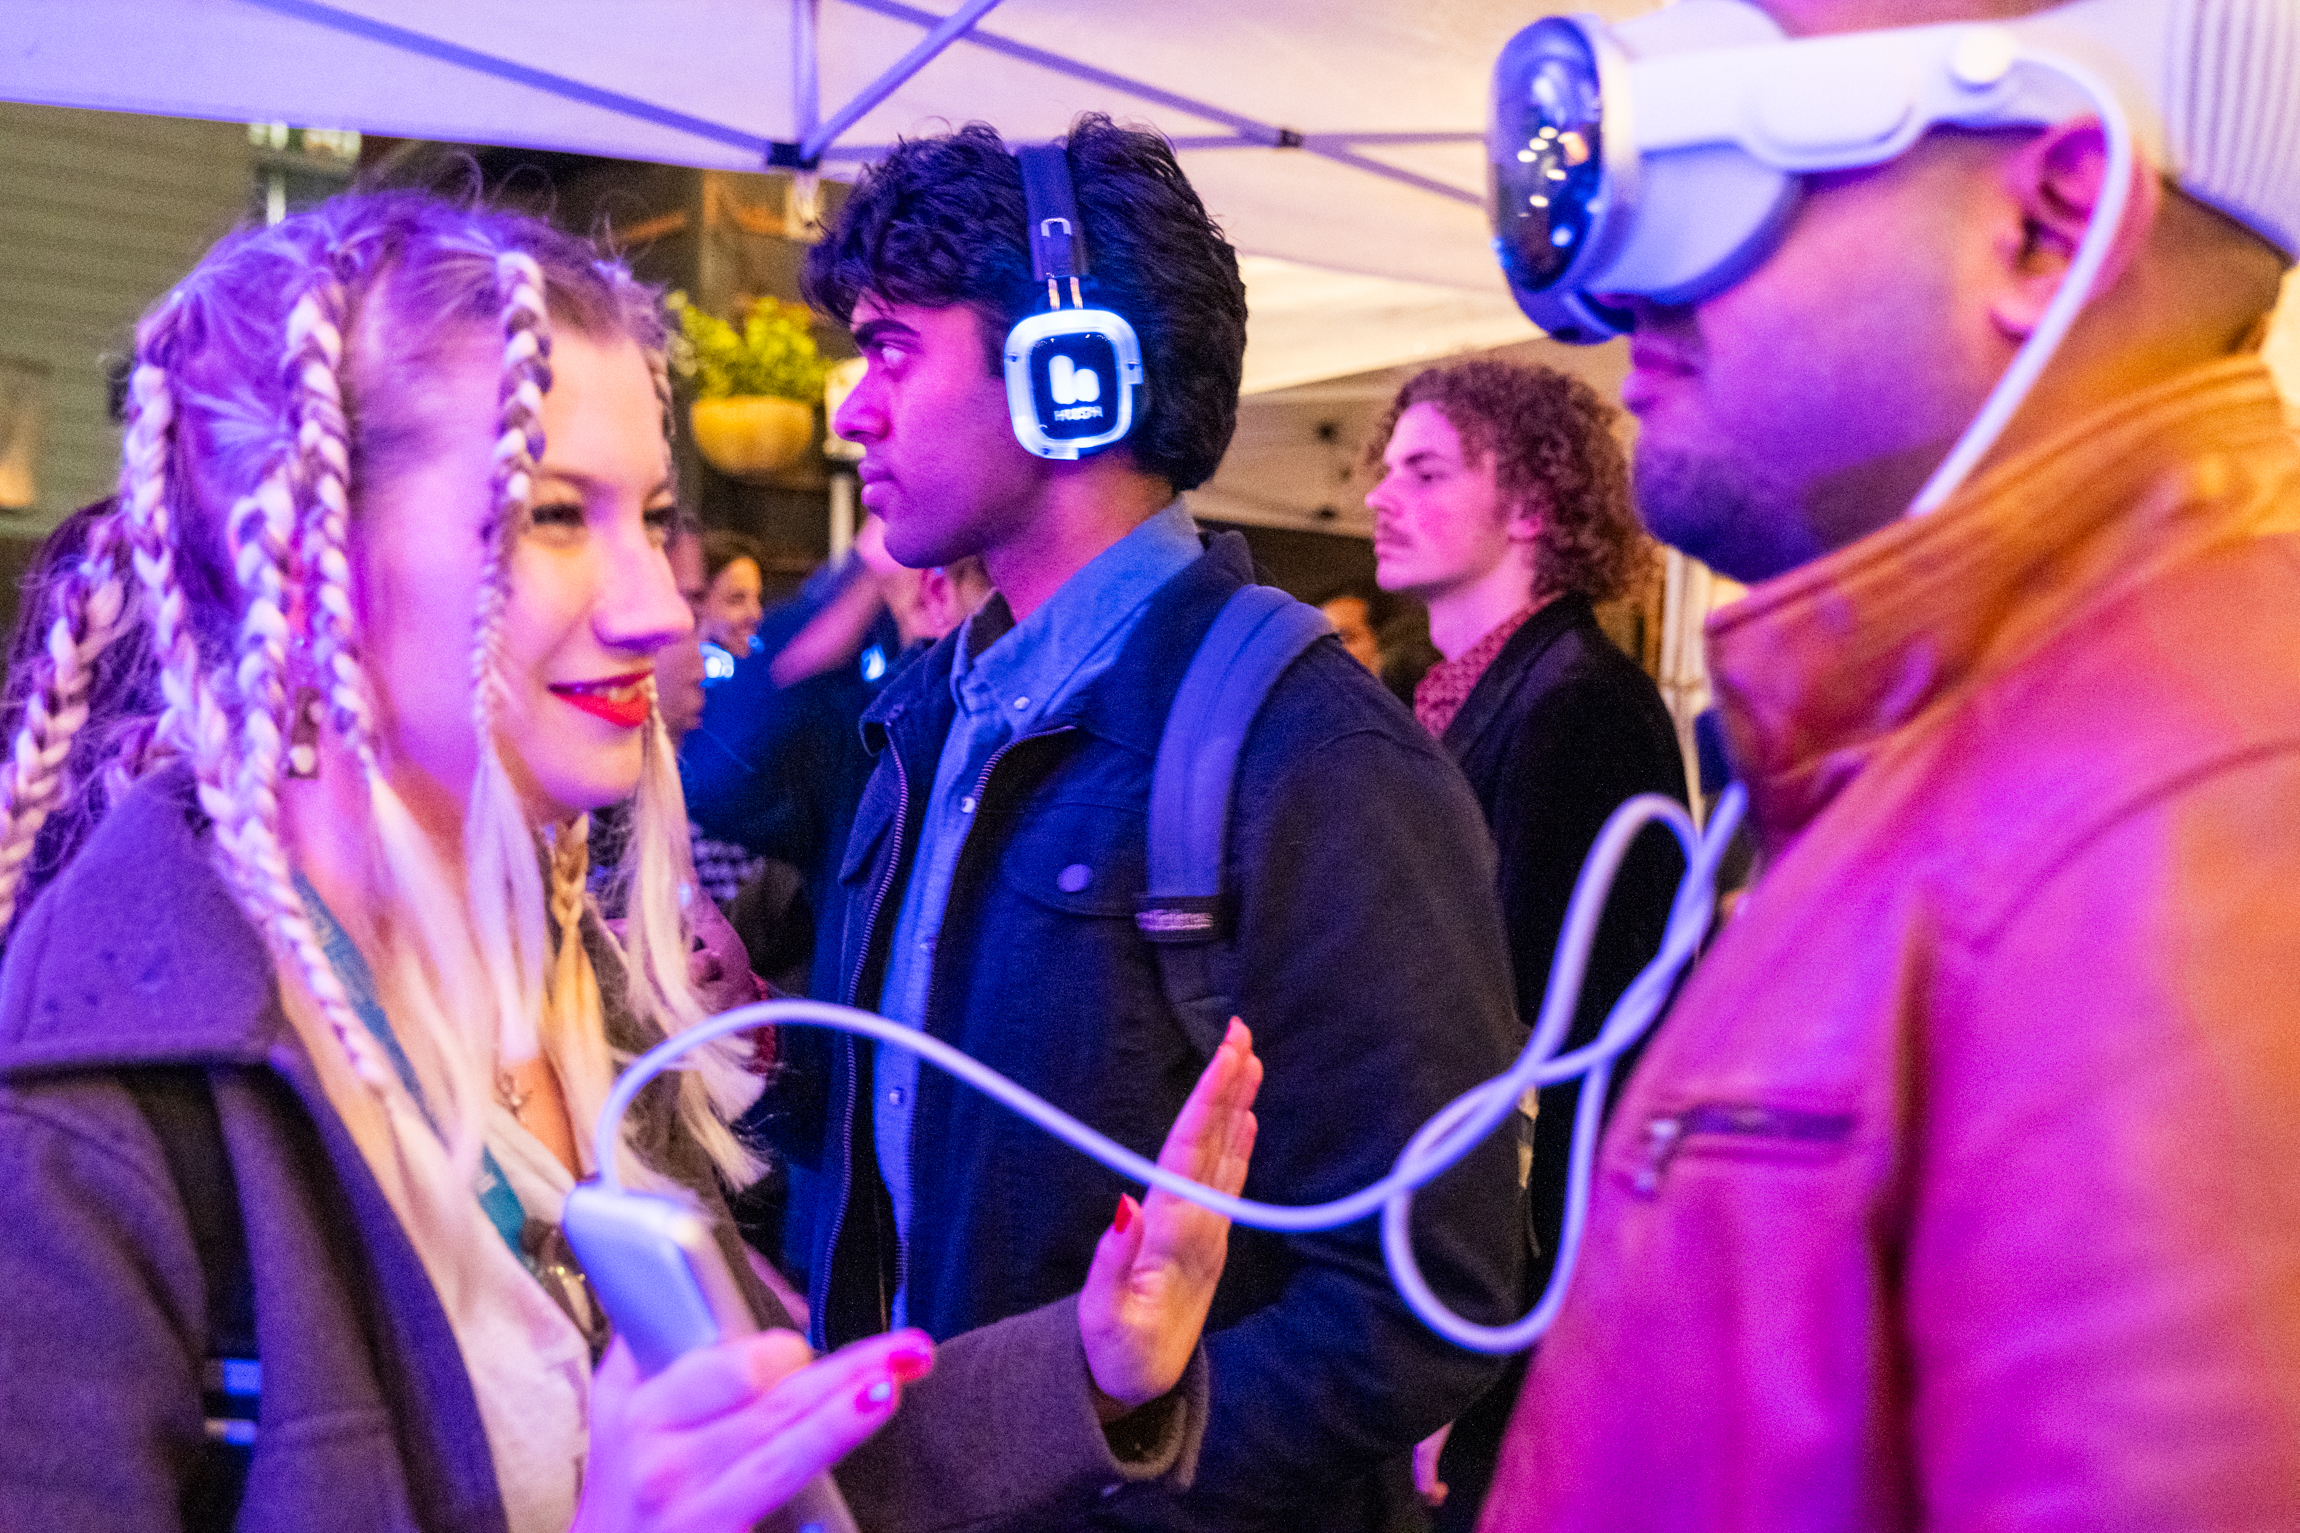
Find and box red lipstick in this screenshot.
[549,672,654,730]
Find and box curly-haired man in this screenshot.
[1366,359,1688,1523]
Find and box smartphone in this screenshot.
[562,1185,864,1533]
[562,1184,758,1377]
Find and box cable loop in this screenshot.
[595,784,1748,1353]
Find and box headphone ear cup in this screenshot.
[1003,310,1145,461]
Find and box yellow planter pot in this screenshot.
[690,395,814,479]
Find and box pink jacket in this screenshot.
[1483,358,2300,1531]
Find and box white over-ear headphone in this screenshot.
[1002,144,1145,461]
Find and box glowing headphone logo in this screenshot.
[1049,355,1102,408]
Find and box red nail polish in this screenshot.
[1112,1195,1135,1234]
[855,1377,897,1413]
[889,1342,933,1384]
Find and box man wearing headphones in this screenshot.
[1477,0,2300,1526]
[774,117,1527,1529]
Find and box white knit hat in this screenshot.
[2032,0,2300,258]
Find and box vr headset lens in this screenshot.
[1490,20,1608,293]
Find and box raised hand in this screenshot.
[576,1327,933,1533]
[1079,1017,1263,1418]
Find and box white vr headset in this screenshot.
[1488,0,2168,343]
[1488,0,2182,514]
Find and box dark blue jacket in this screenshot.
[681,596,898,1000]
[766,533,1529,1531]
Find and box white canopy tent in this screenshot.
[0,0,1659,393]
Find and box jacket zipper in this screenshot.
[1629,1101,1857,1195]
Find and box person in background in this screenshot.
[1315,579,1393,675]
[1483,0,2300,1526]
[682,512,988,1000]
[697,528,766,658]
[766,513,990,696]
[670,523,767,906]
[0,191,1263,1533]
[1366,358,1686,1525]
[794,114,1527,1531]
[654,522,711,740]
[586,518,775,999]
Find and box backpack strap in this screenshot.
[122,1068,257,1532]
[1137,584,1332,1059]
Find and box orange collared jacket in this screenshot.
[1486,357,2300,1531]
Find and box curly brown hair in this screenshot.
[1369,359,1649,603]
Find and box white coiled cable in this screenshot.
[594,783,1748,1354]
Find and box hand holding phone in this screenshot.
[575,1326,932,1533]
[562,1186,757,1376]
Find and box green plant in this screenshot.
[665,292,831,403]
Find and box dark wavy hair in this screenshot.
[1370,359,1650,604]
[803,116,1248,492]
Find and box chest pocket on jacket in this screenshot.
[1616,1095,1861,1200]
[994,801,1146,919]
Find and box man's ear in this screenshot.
[1991,117,2160,343]
[1504,490,1548,546]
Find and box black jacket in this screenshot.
[764,534,1527,1532]
[1440,593,1688,1273]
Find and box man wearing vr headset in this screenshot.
[1476,0,2300,1527]
[774,118,1527,1530]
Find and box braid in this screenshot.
[550,813,591,942]
[475,249,551,737]
[462,247,555,1069]
[118,359,232,797]
[0,317,190,933]
[210,468,396,1092]
[545,813,593,1054]
[0,509,132,929]
[284,268,381,775]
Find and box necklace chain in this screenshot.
[496,1068,532,1117]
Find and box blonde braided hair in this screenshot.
[285,267,379,767]
[8,195,763,1214]
[0,510,131,928]
[461,247,555,1077]
[206,466,401,1093]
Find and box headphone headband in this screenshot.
[1018,145,1088,287]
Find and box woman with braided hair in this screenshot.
[0,192,1259,1533]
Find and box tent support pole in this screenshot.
[233,0,775,158]
[794,0,822,141]
[838,0,1480,206]
[790,0,1010,165]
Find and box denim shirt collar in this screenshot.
[949,496,1201,732]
